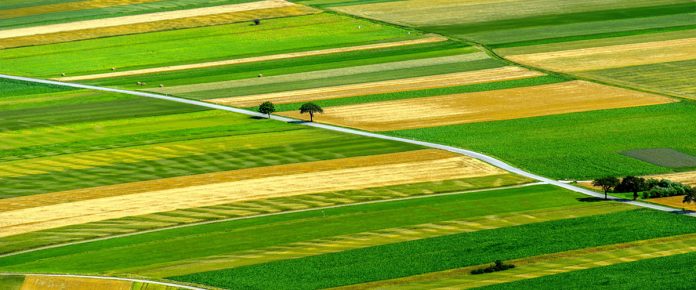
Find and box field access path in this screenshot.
[2,73,689,217]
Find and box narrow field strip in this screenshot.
[507,37,696,72]
[344,233,696,289]
[0,175,530,256]
[0,5,319,49]
[0,0,295,39]
[651,195,696,212]
[19,275,132,290]
[55,36,447,81]
[159,53,488,95]
[0,149,444,211]
[134,203,627,277]
[0,150,504,237]
[0,0,158,19]
[207,66,542,107]
[279,80,674,131]
[647,171,696,186]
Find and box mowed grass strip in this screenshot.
[0,149,450,211]
[0,0,295,39]
[160,52,484,96]
[507,37,696,72]
[171,208,696,289]
[0,185,600,274]
[135,202,627,278]
[0,13,419,77]
[0,150,504,237]
[477,249,696,290]
[0,174,530,255]
[280,80,674,131]
[580,59,696,100]
[0,5,319,49]
[389,101,696,179]
[344,233,696,289]
[208,66,541,107]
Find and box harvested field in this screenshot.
[0,5,319,49]
[20,275,131,290]
[279,81,674,131]
[0,150,505,237]
[0,0,158,19]
[647,171,696,186]
[0,0,295,39]
[55,36,446,81]
[342,233,696,289]
[207,66,543,107]
[506,37,696,72]
[160,53,488,95]
[0,149,446,211]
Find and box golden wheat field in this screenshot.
[506,37,696,72]
[0,0,295,39]
[648,171,696,186]
[0,149,449,211]
[0,5,318,49]
[0,150,504,237]
[279,81,674,131]
[207,66,544,107]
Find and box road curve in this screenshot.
[0,272,208,290]
[1,73,692,217]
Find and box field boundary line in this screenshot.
[0,73,691,217]
[0,272,209,290]
[54,36,448,81]
[0,180,542,259]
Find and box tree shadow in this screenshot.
[576,197,604,202]
[288,120,308,124]
[249,116,265,120]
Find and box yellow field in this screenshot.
[279,80,674,131]
[651,195,696,211]
[20,275,131,290]
[0,149,446,211]
[55,36,447,81]
[208,66,544,107]
[0,5,318,49]
[507,37,696,72]
[647,171,696,187]
[0,150,505,237]
[0,0,295,39]
[0,0,157,19]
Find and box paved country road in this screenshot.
[0,273,208,290]
[1,73,691,217]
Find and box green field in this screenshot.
[0,13,418,77]
[481,251,696,290]
[389,101,696,179]
[172,208,694,289]
[0,185,628,274]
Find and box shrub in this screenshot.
[471,260,515,275]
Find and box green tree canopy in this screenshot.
[258,101,275,118]
[299,103,323,122]
[592,176,620,200]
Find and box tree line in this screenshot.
[593,176,695,203]
[258,101,323,122]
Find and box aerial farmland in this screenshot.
[0,0,695,289]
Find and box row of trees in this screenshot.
[593,176,695,202]
[258,101,323,122]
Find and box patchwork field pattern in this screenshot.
[280,81,673,131]
[2,1,696,289]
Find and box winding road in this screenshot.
[1,73,691,217]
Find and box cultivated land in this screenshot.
[1,0,695,289]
